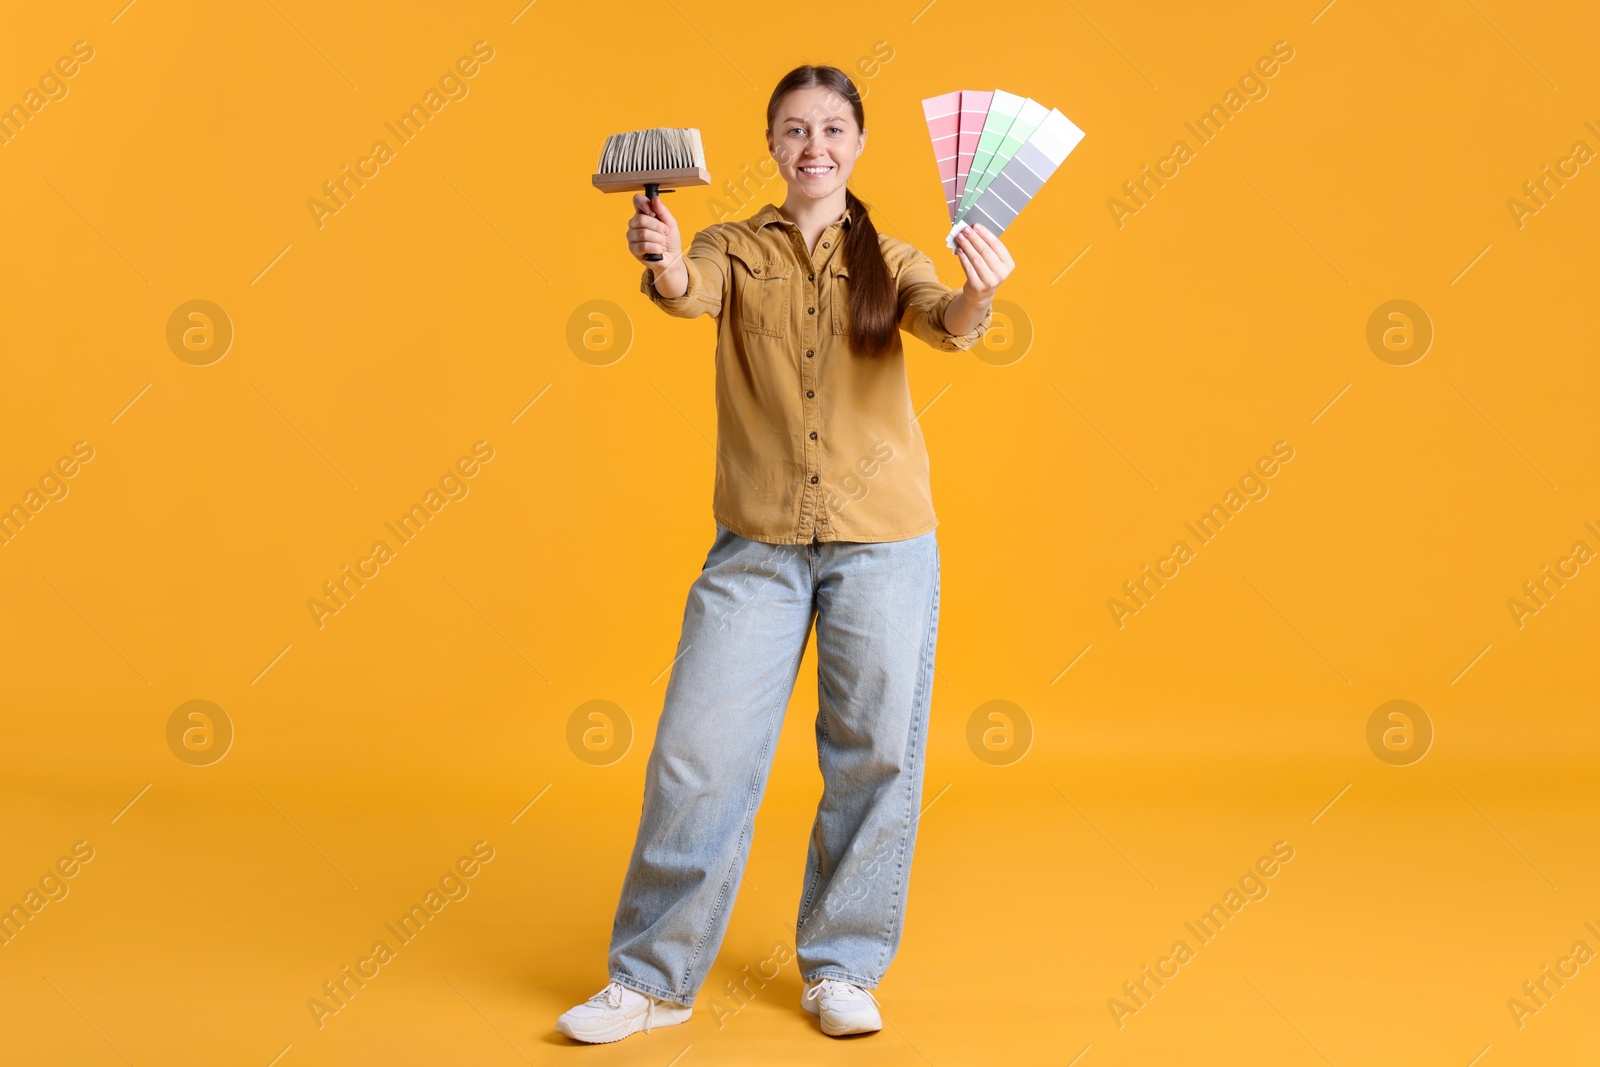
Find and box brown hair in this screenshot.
[765,65,897,357]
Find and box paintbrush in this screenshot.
[592,127,711,261]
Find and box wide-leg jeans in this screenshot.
[606,522,941,1007]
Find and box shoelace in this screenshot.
[805,978,879,1008]
[590,981,625,1009]
[589,981,661,1033]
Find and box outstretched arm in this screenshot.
[630,192,725,319]
[943,223,1013,335]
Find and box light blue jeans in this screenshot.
[607,522,941,1006]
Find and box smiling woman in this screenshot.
[706,41,894,224]
[567,60,1016,1048]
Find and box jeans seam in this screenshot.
[873,549,939,979]
[797,689,829,933]
[797,543,829,937]
[797,825,824,936]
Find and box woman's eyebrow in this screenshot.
[781,115,846,124]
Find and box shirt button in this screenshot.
[810,475,819,483]
[808,273,815,281]
[752,266,760,274]
[806,389,815,398]
[808,307,815,314]
[806,349,814,356]
[823,242,830,248]
[809,431,818,439]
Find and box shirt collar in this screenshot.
[752,202,851,232]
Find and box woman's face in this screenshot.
[767,86,866,202]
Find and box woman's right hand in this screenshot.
[628,192,683,272]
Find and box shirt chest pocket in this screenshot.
[829,261,851,336]
[726,244,792,338]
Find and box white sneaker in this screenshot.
[556,980,692,1044]
[800,977,882,1036]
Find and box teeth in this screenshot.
[801,166,830,173]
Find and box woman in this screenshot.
[558,63,1013,1044]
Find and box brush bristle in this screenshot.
[596,127,705,174]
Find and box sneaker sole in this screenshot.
[820,1011,881,1037]
[556,1007,691,1044]
[800,996,881,1036]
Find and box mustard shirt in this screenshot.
[640,201,992,544]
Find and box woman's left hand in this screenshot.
[954,223,1014,301]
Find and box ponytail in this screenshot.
[842,187,898,357]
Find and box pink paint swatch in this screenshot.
[954,90,993,208]
[921,91,962,221]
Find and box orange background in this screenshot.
[1,1,1596,1063]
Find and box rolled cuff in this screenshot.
[639,254,709,318]
[927,288,992,352]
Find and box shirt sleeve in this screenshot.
[639,225,726,320]
[895,244,992,352]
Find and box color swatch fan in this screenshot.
[922,90,1085,251]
